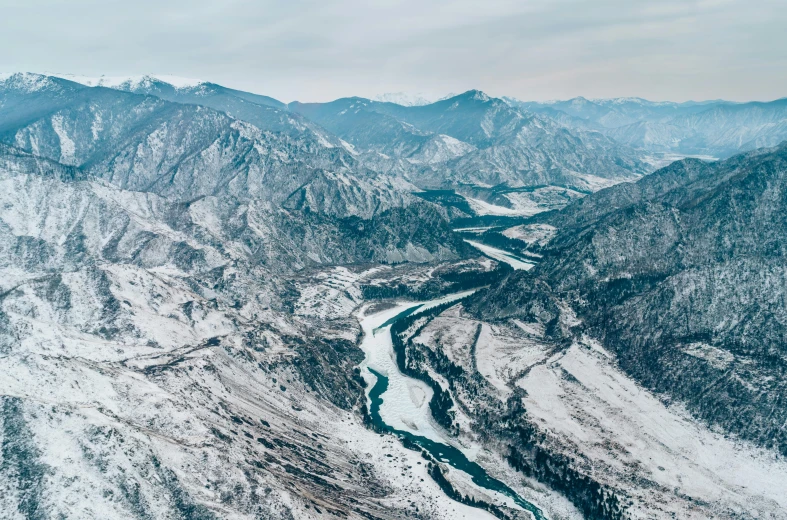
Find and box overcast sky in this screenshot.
[2,0,785,103]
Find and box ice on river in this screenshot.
[464,239,535,270]
[357,291,475,443]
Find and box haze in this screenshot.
[2,0,785,103]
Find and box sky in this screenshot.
[1,0,785,103]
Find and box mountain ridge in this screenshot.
[473,143,787,458]
[3,70,787,519]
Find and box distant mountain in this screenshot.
[292,90,651,195]
[372,92,436,106]
[602,100,787,157]
[0,72,89,132]
[0,74,350,206]
[507,96,733,129]
[668,98,787,155]
[289,97,434,157]
[509,94,787,158]
[420,105,647,191]
[48,73,353,150]
[605,120,688,152]
[50,73,207,88]
[23,74,655,211]
[0,73,468,263]
[370,90,527,146]
[52,73,286,109]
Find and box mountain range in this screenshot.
[507,95,787,158]
[1,71,787,520]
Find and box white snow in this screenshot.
[573,172,629,191]
[50,73,205,90]
[471,90,491,102]
[438,134,470,154]
[466,195,555,217]
[682,342,735,369]
[414,307,479,366]
[467,198,522,216]
[330,416,499,520]
[315,132,335,148]
[503,223,557,246]
[475,323,550,397]
[295,266,363,320]
[463,240,535,270]
[0,72,57,92]
[339,138,359,155]
[470,186,585,218]
[357,291,476,442]
[452,226,494,234]
[516,340,787,518]
[90,108,104,140]
[50,114,76,164]
[372,92,438,106]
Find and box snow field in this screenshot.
[516,340,787,518]
[463,239,535,270]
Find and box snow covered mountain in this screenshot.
[3,71,787,520]
[505,96,733,129]
[50,73,207,89]
[440,145,787,517]
[0,74,485,518]
[372,91,437,106]
[13,73,652,216]
[0,142,485,519]
[508,95,787,158]
[0,73,466,253]
[47,73,351,150]
[527,143,787,458]
[291,90,651,201]
[49,73,283,110]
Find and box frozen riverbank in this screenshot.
[356,292,545,519]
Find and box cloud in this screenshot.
[1,0,784,102]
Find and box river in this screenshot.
[357,295,546,520]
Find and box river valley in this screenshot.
[357,294,546,519]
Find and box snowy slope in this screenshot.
[372,92,438,106]
[0,145,491,519]
[51,73,205,89]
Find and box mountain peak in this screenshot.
[460,89,491,102]
[591,96,674,107]
[437,90,493,105]
[0,72,68,92]
[372,92,436,106]
[47,73,205,90]
[567,96,593,105]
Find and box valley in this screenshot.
[1,71,786,519]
